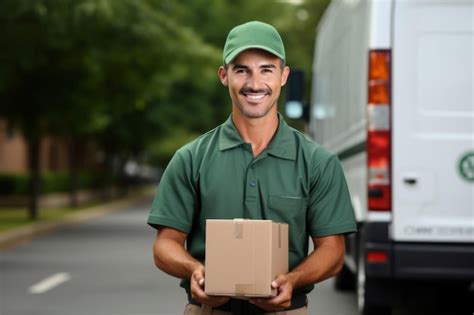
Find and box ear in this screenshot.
[280,66,290,86]
[218,66,228,86]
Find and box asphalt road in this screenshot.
[0,201,469,315]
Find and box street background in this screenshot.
[2,199,465,315]
[2,198,358,315]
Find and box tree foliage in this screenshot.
[0,0,330,217]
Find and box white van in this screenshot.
[287,0,473,314]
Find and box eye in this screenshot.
[234,68,247,74]
[262,68,273,73]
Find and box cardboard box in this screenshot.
[205,219,288,297]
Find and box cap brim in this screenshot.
[224,44,285,65]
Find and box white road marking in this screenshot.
[28,272,71,294]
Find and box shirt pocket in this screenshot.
[267,196,307,249]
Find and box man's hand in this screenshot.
[190,265,229,308]
[249,274,294,312]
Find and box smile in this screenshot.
[244,93,267,101]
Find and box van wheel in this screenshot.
[357,243,391,315]
[334,264,355,291]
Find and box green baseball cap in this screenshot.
[223,21,286,65]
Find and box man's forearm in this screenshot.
[287,235,345,289]
[153,230,202,280]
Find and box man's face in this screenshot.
[218,49,290,119]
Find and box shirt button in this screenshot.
[249,180,256,187]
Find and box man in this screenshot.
[148,21,357,315]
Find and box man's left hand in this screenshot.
[249,274,293,312]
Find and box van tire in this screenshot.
[361,305,392,315]
[334,264,355,291]
[357,266,391,315]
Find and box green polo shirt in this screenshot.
[148,114,357,294]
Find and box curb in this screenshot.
[0,189,155,251]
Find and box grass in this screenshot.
[0,185,155,234]
[0,201,102,233]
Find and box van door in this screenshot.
[391,0,474,242]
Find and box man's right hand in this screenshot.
[190,265,229,308]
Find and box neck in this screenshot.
[232,110,279,157]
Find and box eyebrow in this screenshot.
[231,64,276,70]
[231,64,249,70]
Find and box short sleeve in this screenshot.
[147,149,197,233]
[307,153,357,237]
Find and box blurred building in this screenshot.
[0,119,97,174]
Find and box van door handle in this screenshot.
[403,178,417,185]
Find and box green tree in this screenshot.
[0,0,330,219]
[0,0,220,218]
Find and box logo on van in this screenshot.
[459,152,474,182]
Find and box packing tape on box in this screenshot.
[278,223,281,248]
[234,219,243,239]
[235,284,254,296]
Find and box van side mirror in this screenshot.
[285,69,308,122]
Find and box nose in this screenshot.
[246,73,265,90]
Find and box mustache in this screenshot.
[239,87,272,95]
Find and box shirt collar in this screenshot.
[219,113,296,161]
[219,115,245,151]
[267,113,297,160]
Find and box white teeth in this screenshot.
[246,94,266,100]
